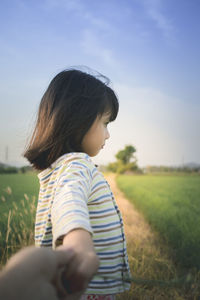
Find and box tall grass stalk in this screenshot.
[0,189,37,267]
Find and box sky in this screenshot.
[0,0,200,168]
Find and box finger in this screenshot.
[54,256,80,297]
[42,248,76,281]
[63,253,80,278]
[54,248,76,268]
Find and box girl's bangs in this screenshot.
[103,89,119,122]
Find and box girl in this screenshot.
[24,68,131,300]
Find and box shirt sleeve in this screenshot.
[51,158,93,249]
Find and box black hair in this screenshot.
[23,68,119,170]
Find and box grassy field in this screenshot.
[116,174,200,271]
[1,172,200,298]
[0,173,39,264]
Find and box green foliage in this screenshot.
[0,173,39,264]
[0,173,39,201]
[145,165,200,173]
[107,161,127,174]
[117,174,200,270]
[1,173,199,299]
[107,144,139,174]
[0,165,33,174]
[0,166,18,174]
[107,162,118,172]
[116,145,136,164]
[19,166,33,173]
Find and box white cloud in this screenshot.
[43,0,117,67]
[43,0,83,13]
[140,0,175,42]
[44,0,111,31]
[81,29,117,67]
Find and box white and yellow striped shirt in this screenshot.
[35,152,131,294]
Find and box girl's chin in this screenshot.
[86,147,103,157]
[86,151,99,157]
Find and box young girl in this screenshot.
[24,68,131,300]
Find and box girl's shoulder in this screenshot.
[53,152,97,178]
[54,152,94,168]
[38,152,98,182]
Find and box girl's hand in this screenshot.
[56,229,100,299]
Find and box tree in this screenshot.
[116,145,137,164]
[107,145,139,174]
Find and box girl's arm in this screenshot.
[51,157,100,297]
[57,228,99,296]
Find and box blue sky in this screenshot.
[0,0,200,167]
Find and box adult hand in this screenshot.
[0,246,75,300]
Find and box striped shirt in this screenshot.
[35,152,131,294]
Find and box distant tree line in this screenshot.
[0,164,33,174]
[106,145,200,175]
[144,165,200,173]
[1,150,199,175]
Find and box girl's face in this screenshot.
[81,113,110,157]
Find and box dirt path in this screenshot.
[105,173,155,246]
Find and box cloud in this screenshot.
[43,0,83,13]
[44,0,111,31]
[43,0,117,67]
[140,0,175,41]
[81,29,117,67]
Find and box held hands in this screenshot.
[56,247,99,299]
[0,229,99,300]
[0,246,76,300]
[56,229,100,299]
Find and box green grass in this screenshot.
[0,173,39,264]
[0,173,39,200]
[1,172,200,298]
[116,174,200,270]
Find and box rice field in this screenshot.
[0,172,200,298]
[116,174,200,270]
